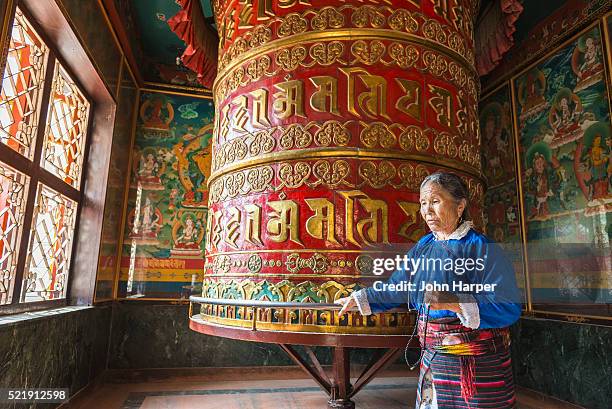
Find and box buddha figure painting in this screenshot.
[139,94,174,132]
[525,142,560,221]
[170,212,204,257]
[480,101,514,185]
[484,186,520,243]
[127,195,163,245]
[575,122,612,213]
[517,68,549,122]
[119,91,214,298]
[132,147,166,190]
[572,31,604,92]
[487,192,507,241]
[546,88,595,148]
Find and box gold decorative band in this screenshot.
[214,28,478,94]
[199,313,412,335]
[207,146,483,186]
[198,277,413,334]
[205,274,379,279]
[207,248,405,256]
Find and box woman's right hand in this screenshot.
[335,296,358,317]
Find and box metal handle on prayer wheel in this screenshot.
[190,296,342,310]
[190,296,343,332]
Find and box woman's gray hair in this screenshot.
[420,172,471,221]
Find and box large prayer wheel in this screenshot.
[193,0,484,341]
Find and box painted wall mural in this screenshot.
[481,87,517,187]
[118,91,214,299]
[512,22,611,311]
[479,83,525,303]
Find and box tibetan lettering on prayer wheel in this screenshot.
[197,0,484,338]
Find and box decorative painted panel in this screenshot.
[512,22,611,314]
[479,82,526,303]
[118,91,214,299]
[481,84,518,191]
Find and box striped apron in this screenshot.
[415,317,516,409]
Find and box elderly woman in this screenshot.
[336,172,521,409]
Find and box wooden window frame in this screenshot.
[0,0,116,315]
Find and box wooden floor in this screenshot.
[61,367,585,409]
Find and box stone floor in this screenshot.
[60,367,585,409]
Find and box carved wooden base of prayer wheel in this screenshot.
[190,0,483,407]
[189,298,416,408]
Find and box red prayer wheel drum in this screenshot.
[199,0,484,337]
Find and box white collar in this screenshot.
[432,220,473,241]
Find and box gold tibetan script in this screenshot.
[395,78,422,121]
[206,191,424,249]
[428,84,453,127]
[267,200,303,245]
[274,80,306,119]
[339,190,389,247]
[217,75,464,130]
[310,76,340,116]
[225,207,241,249]
[305,198,339,244]
[244,204,263,245]
[250,89,271,128]
[341,67,391,120]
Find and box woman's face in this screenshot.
[420,182,466,236]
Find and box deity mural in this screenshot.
[484,186,521,242]
[516,68,549,122]
[170,211,205,257]
[139,94,175,137]
[479,83,522,245]
[480,88,515,186]
[512,23,611,308]
[514,24,611,225]
[524,142,559,220]
[547,88,596,148]
[131,147,167,190]
[576,122,612,209]
[127,195,163,245]
[572,32,604,92]
[172,123,212,207]
[119,91,214,299]
[478,83,525,300]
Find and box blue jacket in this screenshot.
[364,228,522,329]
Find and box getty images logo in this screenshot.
[372,255,486,276]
